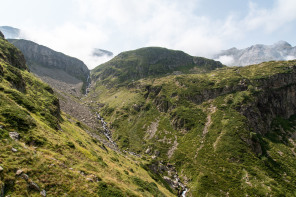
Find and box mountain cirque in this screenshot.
[1,27,296,196]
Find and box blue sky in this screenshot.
[0,0,296,69]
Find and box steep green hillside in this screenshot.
[0,34,174,196]
[92,47,224,86]
[89,59,296,196]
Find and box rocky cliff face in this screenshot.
[8,39,90,93]
[240,69,296,135]
[8,39,89,81]
[214,41,296,66]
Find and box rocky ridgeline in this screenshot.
[7,39,90,92]
[214,41,296,66]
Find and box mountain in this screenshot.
[92,48,113,57]
[0,31,174,197]
[8,39,90,94]
[89,46,296,196]
[92,47,224,86]
[2,26,296,196]
[214,41,296,66]
[0,26,21,39]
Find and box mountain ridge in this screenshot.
[214,41,296,66]
[92,46,224,86]
[0,30,175,197]
[88,57,296,196]
[8,39,90,93]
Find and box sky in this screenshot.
[1,0,296,69]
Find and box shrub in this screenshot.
[97,182,125,197]
[132,177,165,197]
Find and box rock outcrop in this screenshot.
[239,68,296,135]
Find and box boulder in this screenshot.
[16,169,23,175]
[11,148,17,152]
[9,132,20,140]
[21,173,29,181]
[40,189,46,197]
[145,148,151,154]
[28,181,40,191]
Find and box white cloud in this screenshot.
[22,23,110,68]
[9,0,296,69]
[215,55,234,66]
[285,55,296,60]
[244,0,296,32]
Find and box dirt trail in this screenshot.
[202,104,217,136]
[195,103,217,158]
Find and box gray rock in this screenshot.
[6,39,90,88]
[154,150,160,157]
[16,169,23,175]
[145,148,151,154]
[9,132,20,140]
[11,148,17,152]
[28,181,40,191]
[40,189,46,197]
[0,166,3,172]
[21,173,29,181]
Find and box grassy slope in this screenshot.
[91,47,224,87]
[89,60,296,196]
[0,36,174,197]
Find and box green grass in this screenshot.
[89,59,296,196]
[91,47,224,86]
[0,36,175,197]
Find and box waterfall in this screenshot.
[96,112,117,147]
[181,188,188,197]
[85,74,91,95]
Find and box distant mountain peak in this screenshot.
[214,41,296,66]
[92,48,113,57]
[0,26,21,39]
[274,40,292,47]
[92,46,224,85]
